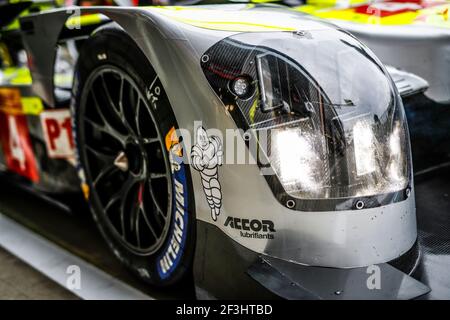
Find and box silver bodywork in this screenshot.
[386,65,429,98]
[22,5,417,269]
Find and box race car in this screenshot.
[294,0,450,104]
[0,2,431,299]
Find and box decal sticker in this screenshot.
[0,88,44,116]
[21,97,44,116]
[224,217,276,239]
[191,127,223,221]
[157,127,189,279]
[0,112,39,182]
[40,109,75,159]
[81,183,90,200]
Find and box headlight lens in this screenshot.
[201,30,411,204]
[271,128,325,194]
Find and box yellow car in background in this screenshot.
[294,0,450,104]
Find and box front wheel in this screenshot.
[72,26,195,286]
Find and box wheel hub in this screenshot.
[124,140,146,177]
[114,151,129,172]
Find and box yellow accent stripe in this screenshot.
[65,14,104,29]
[150,7,297,31]
[249,95,259,124]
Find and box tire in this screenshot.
[72,25,195,286]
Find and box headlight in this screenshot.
[201,30,411,210]
[271,128,324,194]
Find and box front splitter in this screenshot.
[247,255,430,300]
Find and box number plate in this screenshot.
[40,109,75,159]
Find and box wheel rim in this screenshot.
[79,66,172,255]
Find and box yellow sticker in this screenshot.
[0,88,44,116]
[21,97,44,115]
[81,183,90,200]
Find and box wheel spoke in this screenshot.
[135,209,141,248]
[142,137,160,145]
[103,180,131,236]
[104,194,120,213]
[140,203,158,239]
[137,100,161,143]
[100,74,132,135]
[135,98,142,136]
[83,117,103,132]
[85,144,116,166]
[118,77,138,136]
[129,182,143,233]
[89,89,128,146]
[118,74,125,111]
[119,175,139,239]
[147,180,167,218]
[84,118,124,154]
[93,164,119,186]
[100,74,122,118]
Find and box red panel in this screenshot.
[0,112,39,182]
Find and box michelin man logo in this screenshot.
[191,127,223,221]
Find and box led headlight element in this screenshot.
[271,129,323,193]
[387,123,407,187]
[353,120,377,177]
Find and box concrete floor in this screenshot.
[0,246,77,299]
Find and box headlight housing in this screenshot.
[201,30,411,211]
